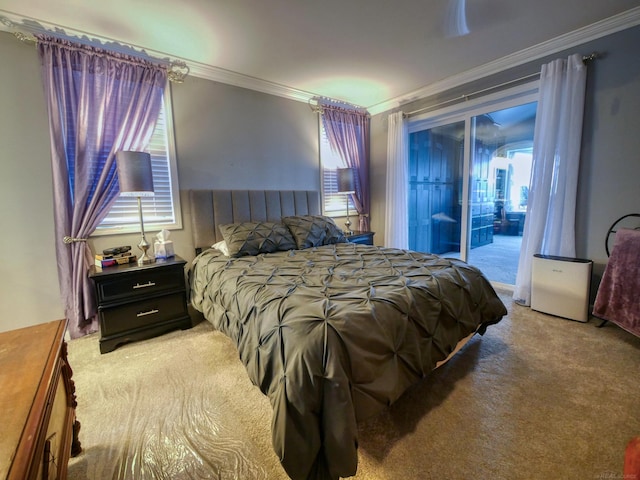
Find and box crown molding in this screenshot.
[186,60,316,102]
[367,6,640,116]
[2,7,639,113]
[0,9,317,103]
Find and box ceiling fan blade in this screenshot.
[444,0,470,38]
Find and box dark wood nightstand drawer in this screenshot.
[99,292,188,337]
[90,256,192,353]
[95,265,184,305]
[346,231,375,245]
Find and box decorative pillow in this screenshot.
[282,215,347,249]
[211,240,230,256]
[218,221,297,257]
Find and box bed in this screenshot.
[187,189,507,480]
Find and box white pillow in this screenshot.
[211,240,230,256]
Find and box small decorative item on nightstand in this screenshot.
[89,256,192,353]
[154,229,175,259]
[346,231,375,245]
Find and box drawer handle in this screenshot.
[133,281,156,289]
[137,309,159,317]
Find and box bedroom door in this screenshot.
[408,85,538,285]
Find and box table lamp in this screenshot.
[337,167,356,234]
[116,151,155,265]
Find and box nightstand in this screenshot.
[89,256,192,354]
[346,230,375,245]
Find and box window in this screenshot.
[319,122,355,216]
[95,91,182,235]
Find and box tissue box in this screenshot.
[154,240,174,259]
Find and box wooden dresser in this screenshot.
[0,320,81,479]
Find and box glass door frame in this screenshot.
[408,82,539,263]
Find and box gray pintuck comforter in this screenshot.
[190,242,506,480]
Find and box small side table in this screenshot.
[346,230,375,245]
[89,256,192,353]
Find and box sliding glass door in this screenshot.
[408,121,464,257]
[408,86,538,285]
[466,103,536,284]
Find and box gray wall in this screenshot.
[0,31,319,333]
[171,76,319,191]
[370,25,640,288]
[0,34,61,331]
[2,23,639,333]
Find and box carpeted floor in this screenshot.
[445,234,522,285]
[66,289,640,480]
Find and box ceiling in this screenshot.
[1,1,639,114]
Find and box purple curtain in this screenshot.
[321,105,370,231]
[37,35,167,338]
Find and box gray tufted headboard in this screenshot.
[188,189,321,253]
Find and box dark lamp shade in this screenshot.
[116,151,154,197]
[337,167,356,193]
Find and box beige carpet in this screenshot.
[66,289,640,480]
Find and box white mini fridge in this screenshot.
[531,254,593,322]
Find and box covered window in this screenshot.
[319,122,355,216]
[95,92,182,234]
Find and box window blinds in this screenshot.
[99,99,177,229]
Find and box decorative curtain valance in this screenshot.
[312,99,370,118]
[36,35,171,74]
[3,12,190,83]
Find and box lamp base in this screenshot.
[137,238,155,266]
[344,217,353,235]
[344,195,353,235]
[138,253,154,266]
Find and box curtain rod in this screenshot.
[405,52,600,118]
[1,15,190,83]
[309,97,370,116]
